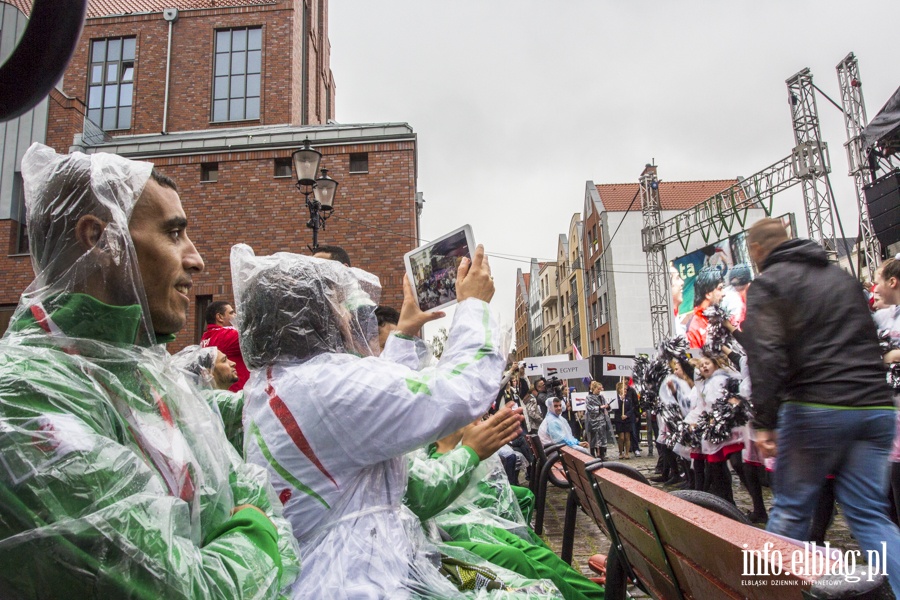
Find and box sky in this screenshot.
[328,1,900,348]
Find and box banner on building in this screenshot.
[671,213,795,329]
[542,359,591,379]
[519,354,568,376]
[602,356,633,376]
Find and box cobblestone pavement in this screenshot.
[535,446,858,590]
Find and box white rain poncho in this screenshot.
[233,244,522,598]
[0,143,299,598]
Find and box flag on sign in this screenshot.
[603,357,633,376]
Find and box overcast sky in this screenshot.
[328,1,900,348]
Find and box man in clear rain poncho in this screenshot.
[403,422,605,599]
[233,244,561,598]
[172,345,245,453]
[537,397,590,454]
[0,144,299,598]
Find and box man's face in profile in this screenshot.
[377,322,397,350]
[220,304,236,327]
[707,283,724,306]
[212,350,239,390]
[129,179,204,336]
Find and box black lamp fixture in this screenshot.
[292,138,339,251]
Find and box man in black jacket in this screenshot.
[742,218,899,595]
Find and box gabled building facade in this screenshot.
[564,214,588,358]
[528,257,543,357]
[539,261,559,357]
[513,268,530,363]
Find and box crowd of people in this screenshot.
[0,144,898,597]
[0,145,605,598]
[414,258,459,311]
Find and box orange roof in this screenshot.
[595,179,740,212]
[5,0,276,18]
[522,272,530,291]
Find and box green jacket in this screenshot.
[0,294,299,598]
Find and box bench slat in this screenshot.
[593,467,813,599]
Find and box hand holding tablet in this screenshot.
[404,225,488,311]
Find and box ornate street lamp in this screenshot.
[292,138,339,250]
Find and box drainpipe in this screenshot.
[301,3,309,124]
[161,8,178,133]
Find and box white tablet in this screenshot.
[403,224,475,312]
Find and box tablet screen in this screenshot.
[407,228,471,311]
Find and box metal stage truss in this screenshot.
[640,67,842,343]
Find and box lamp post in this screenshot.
[292,138,339,251]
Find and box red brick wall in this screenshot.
[48,0,334,145]
[0,220,34,306]
[149,140,418,349]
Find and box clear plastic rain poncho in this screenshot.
[172,345,245,453]
[0,143,299,598]
[232,244,536,598]
[172,344,219,389]
[407,449,532,546]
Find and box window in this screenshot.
[201,162,219,182]
[0,304,15,337]
[194,295,212,344]
[10,173,27,255]
[213,27,262,122]
[274,157,292,178]
[349,152,368,173]
[88,37,136,131]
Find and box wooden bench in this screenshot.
[524,435,571,536]
[557,446,893,600]
[527,436,571,535]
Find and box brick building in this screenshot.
[513,268,529,363]
[0,0,420,347]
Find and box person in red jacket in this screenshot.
[682,267,724,349]
[200,300,249,391]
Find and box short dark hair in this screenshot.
[150,168,177,192]
[694,267,724,307]
[881,258,900,282]
[314,245,351,267]
[728,263,752,287]
[374,305,400,327]
[205,300,232,324]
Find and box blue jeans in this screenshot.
[768,403,900,596]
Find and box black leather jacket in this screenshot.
[743,239,893,430]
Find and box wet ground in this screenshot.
[535,445,858,590]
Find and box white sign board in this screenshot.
[601,390,619,410]
[519,354,568,377]
[542,359,591,379]
[571,392,588,412]
[602,356,633,377]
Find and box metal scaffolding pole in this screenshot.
[639,168,671,345]
[786,68,839,263]
[837,52,881,278]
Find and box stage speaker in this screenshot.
[864,169,900,251]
